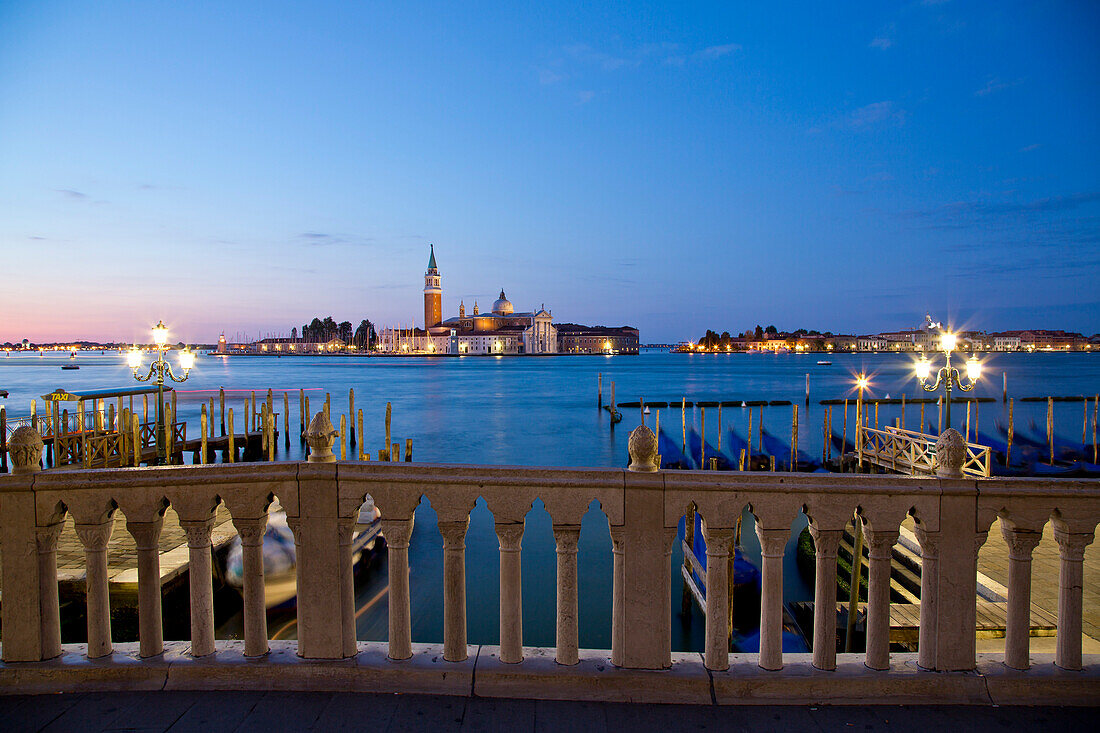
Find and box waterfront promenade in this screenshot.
[1,690,1093,732]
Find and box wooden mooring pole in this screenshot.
[283,392,290,448]
[1006,399,1014,467]
[348,388,356,447]
[597,373,602,408]
[1047,397,1054,466]
[700,408,706,468]
[790,404,798,471]
[357,409,364,460]
[385,402,392,461]
[220,388,226,435]
[228,409,235,463]
[1,405,7,473]
[299,388,305,441]
[200,404,208,465]
[681,398,687,455]
[747,406,753,468]
[1003,372,1008,403]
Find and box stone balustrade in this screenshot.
[1,421,1098,704]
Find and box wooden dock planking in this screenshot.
[830,600,1059,642]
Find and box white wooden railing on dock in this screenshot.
[0,418,1097,704]
[858,423,992,478]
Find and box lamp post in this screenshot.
[855,373,870,468]
[915,332,981,431]
[129,321,195,465]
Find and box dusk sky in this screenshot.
[1,1,1097,344]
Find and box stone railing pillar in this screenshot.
[337,516,358,658]
[924,481,981,672]
[181,516,217,657]
[438,518,470,662]
[621,470,670,669]
[703,525,736,671]
[288,461,348,659]
[36,521,64,660]
[381,517,414,660]
[1,428,46,661]
[553,524,581,665]
[495,520,525,664]
[863,526,900,671]
[125,517,165,658]
[756,525,790,670]
[1053,527,1095,671]
[231,515,270,657]
[1000,522,1042,670]
[74,518,115,659]
[608,523,625,667]
[807,526,842,671]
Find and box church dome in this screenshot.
[492,289,513,315]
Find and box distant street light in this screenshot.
[129,321,195,465]
[915,331,981,431]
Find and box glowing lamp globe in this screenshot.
[915,358,932,382]
[940,332,957,352]
[179,349,195,371]
[152,321,169,347]
[966,357,982,381]
[127,349,142,369]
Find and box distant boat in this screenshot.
[61,364,79,370]
[816,360,832,365]
[69,351,76,360]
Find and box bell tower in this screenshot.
[423,244,442,329]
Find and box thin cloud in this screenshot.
[697,43,741,59]
[297,232,378,248]
[839,101,907,130]
[974,77,1023,97]
[56,189,88,200]
[870,37,893,50]
[577,90,595,104]
[538,69,564,85]
[1019,143,1042,153]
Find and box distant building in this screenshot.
[556,324,640,354]
[379,247,637,355]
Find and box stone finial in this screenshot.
[627,424,659,473]
[304,411,338,463]
[934,427,966,478]
[9,425,44,475]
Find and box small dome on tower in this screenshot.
[492,289,513,316]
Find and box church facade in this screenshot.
[379,247,558,355]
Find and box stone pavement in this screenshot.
[0,691,1094,733]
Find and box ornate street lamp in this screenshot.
[129,321,195,465]
[915,331,981,431]
[855,372,870,468]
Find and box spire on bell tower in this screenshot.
[459,300,466,319]
[423,244,442,329]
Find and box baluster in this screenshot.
[36,522,65,660]
[863,524,900,670]
[914,527,939,670]
[609,523,625,667]
[553,524,581,665]
[232,516,269,657]
[756,526,789,670]
[125,517,165,657]
[495,520,525,664]
[74,518,115,658]
[181,516,217,657]
[381,517,414,660]
[703,525,736,671]
[438,519,470,662]
[808,525,842,671]
[1053,526,1095,671]
[999,520,1042,670]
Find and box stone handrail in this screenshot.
[1,420,1098,703]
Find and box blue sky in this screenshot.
[1,0,1097,343]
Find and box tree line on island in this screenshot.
[697,325,834,350]
[296,316,378,347]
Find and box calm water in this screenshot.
[3,349,1098,651]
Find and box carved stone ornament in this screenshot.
[934,428,966,478]
[627,424,659,472]
[304,411,339,463]
[9,425,44,474]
